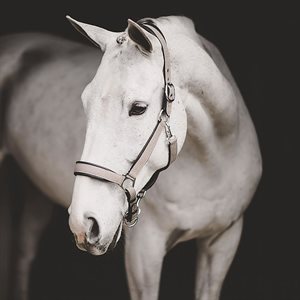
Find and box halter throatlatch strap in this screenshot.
[74,19,178,227]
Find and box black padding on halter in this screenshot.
[125,190,134,220]
[74,171,107,182]
[141,137,175,191]
[74,161,118,182]
[74,160,116,173]
[142,171,160,191]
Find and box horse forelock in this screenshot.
[96,32,164,88]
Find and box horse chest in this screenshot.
[145,133,252,236]
[146,168,234,237]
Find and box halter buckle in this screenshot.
[165,82,175,102]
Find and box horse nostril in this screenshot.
[86,216,100,244]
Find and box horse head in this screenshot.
[66,16,187,255]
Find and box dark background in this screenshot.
[1,1,299,300]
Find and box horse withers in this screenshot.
[0,15,262,300]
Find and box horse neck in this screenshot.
[161,19,241,165]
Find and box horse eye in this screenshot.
[129,102,148,116]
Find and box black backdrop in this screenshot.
[1,1,299,300]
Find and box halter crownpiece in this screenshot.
[74,19,178,227]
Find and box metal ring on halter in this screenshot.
[124,215,139,227]
[124,202,140,227]
[122,175,136,203]
[124,189,146,227]
[122,174,135,189]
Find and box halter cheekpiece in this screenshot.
[74,19,178,227]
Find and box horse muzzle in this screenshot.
[73,219,122,256]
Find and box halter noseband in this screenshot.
[74,19,178,226]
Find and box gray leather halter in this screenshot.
[74,19,178,226]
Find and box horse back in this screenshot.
[0,32,87,151]
[0,33,100,205]
[0,31,98,145]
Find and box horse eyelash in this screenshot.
[129,102,148,116]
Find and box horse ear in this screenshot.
[127,19,153,54]
[66,15,113,51]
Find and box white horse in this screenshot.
[0,15,262,300]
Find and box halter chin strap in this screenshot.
[74,19,178,227]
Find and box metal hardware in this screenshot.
[124,217,139,227]
[165,82,175,102]
[158,109,169,123]
[164,120,173,140]
[122,175,135,189]
[168,135,177,144]
[124,190,146,227]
